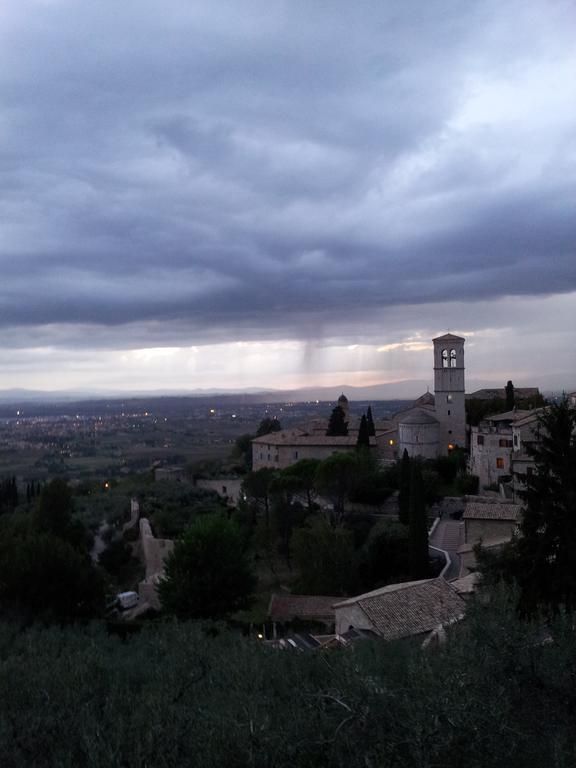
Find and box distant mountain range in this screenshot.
[0,374,570,407]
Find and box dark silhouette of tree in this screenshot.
[159,515,255,619]
[358,520,409,589]
[314,453,357,524]
[398,449,411,525]
[0,531,104,622]
[242,468,277,524]
[232,433,254,473]
[292,516,355,595]
[0,476,18,514]
[366,406,376,436]
[408,462,429,579]
[326,405,348,436]
[256,417,282,437]
[356,415,370,449]
[282,458,321,512]
[505,380,515,411]
[511,399,575,614]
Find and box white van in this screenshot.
[116,591,139,611]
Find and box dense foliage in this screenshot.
[0,586,575,767]
[480,398,576,615]
[0,479,105,622]
[159,514,256,619]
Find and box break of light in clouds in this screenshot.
[0,0,574,394]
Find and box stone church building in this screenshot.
[252,333,467,470]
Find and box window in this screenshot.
[448,410,451,416]
[222,485,227,494]
[527,467,534,477]
[477,435,484,445]
[450,349,457,368]
[514,434,519,447]
[293,451,299,460]
[446,394,453,403]
[496,458,505,469]
[442,349,448,368]
[499,438,508,447]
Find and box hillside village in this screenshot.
[0,335,575,766]
[115,333,575,649]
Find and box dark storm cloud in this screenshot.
[0,0,574,348]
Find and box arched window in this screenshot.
[450,349,457,368]
[442,349,448,368]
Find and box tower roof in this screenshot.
[433,333,465,342]
[338,393,348,403]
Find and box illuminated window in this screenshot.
[450,349,457,367]
[447,394,453,403]
[448,443,454,451]
[442,349,448,368]
[496,457,505,469]
[389,439,395,446]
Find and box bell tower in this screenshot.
[433,333,466,452]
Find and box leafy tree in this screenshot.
[36,478,74,538]
[242,468,277,524]
[36,478,90,551]
[408,463,429,579]
[0,531,104,622]
[232,433,254,473]
[326,405,348,436]
[159,514,256,619]
[356,415,370,449]
[358,520,409,589]
[398,449,411,525]
[256,417,282,437]
[483,398,576,615]
[314,453,357,523]
[366,405,376,437]
[292,516,355,595]
[282,458,321,512]
[98,539,140,585]
[432,455,459,484]
[505,380,515,410]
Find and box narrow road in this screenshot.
[429,519,464,580]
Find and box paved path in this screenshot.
[430,519,464,580]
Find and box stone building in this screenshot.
[251,333,468,470]
[469,410,531,489]
[333,578,466,642]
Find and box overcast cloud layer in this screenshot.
[0,0,574,392]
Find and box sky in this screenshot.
[0,0,574,395]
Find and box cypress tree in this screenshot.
[398,449,411,525]
[408,462,429,579]
[366,406,376,437]
[505,380,515,411]
[326,406,349,436]
[356,415,370,449]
